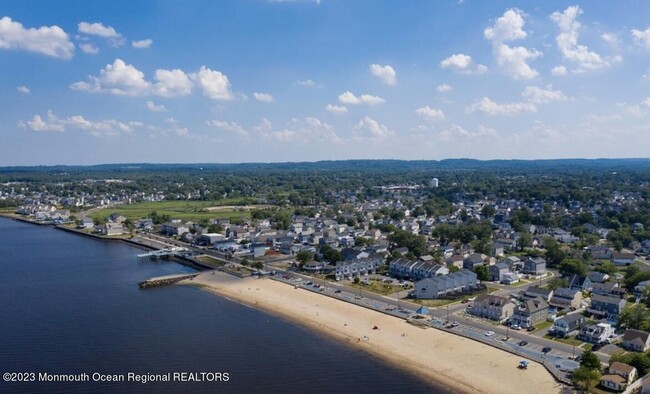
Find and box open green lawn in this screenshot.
[544,334,584,346]
[89,200,259,222]
[194,255,226,269]
[349,281,403,296]
[409,298,457,307]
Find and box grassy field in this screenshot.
[349,280,405,296]
[409,298,457,307]
[194,255,226,269]
[89,200,259,222]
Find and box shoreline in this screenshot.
[0,214,213,272]
[184,271,563,394]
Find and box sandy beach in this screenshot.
[185,271,563,394]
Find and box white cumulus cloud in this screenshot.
[440,53,487,74]
[550,6,615,72]
[190,66,234,101]
[436,83,453,92]
[146,101,166,112]
[438,124,497,140]
[70,58,150,96]
[632,28,650,49]
[466,97,537,115]
[20,110,140,136]
[325,104,347,114]
[0,16,74,59]
[79,43,99,54]
[153,69,193,97]
[77,21,125,46]
[369,64,396,85]
[415,106,446,121]
[521,85,567,104]
[338,91,385,105]
[207,120,249,138]
[551,65,568,76]
[355,116,392,138]
[132,39,153,49]
[16,85,30,94]
[253,92,274,102]
[484,9,541,80]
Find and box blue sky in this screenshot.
[2,0,650,165]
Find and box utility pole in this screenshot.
[446,305,449,321]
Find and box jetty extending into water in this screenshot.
[138,273,199,289]
[136,247,191,260]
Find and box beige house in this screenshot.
[469,294,515,322]
[600,362,637,392]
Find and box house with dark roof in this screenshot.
[521,286,554,302]
[622,329,650,352]
[511,297,549,328]
[463,253,489,270]
[412,270,478,299]
[587,294,626,320]
[551,313,586,337]
[587,271,609,284]
[522,257,546,276]
[611,252,635,266]
[591,282,620,297]
[489,261,511,282]
[469,294,515,322]
[566,274,593,292]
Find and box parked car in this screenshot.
[527,326,535,332]
[542,347,552,353]
[485,331,495,337]
[334,290,342,294]
[518,340,528,346]
[511,325,521,330]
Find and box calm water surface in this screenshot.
[0,218,446,393]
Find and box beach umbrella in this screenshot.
[416,306,429,315]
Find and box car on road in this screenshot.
[451,321,459,327]
[542,347,552,353]
[305,281,313,286]
[485,331,495,337]
[461,299,470,303]
[334,290,342,294]
[518,340,528,346]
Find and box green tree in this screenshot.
[543,237,565,268]
[473,265,489,281]
[595,261,618,275]
[252,261,264,271]
[481,205,495,218]
[571,366,601,393]
[547,277,568,290]
[618,304,650,331]
[559,258,589,276]
[296,250,314,266]
[580,350,602,371]
[518,232,533,252]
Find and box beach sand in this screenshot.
[186,272,563,394]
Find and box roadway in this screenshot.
[128,232,608,365]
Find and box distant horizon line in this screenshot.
[2,157,650,169]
